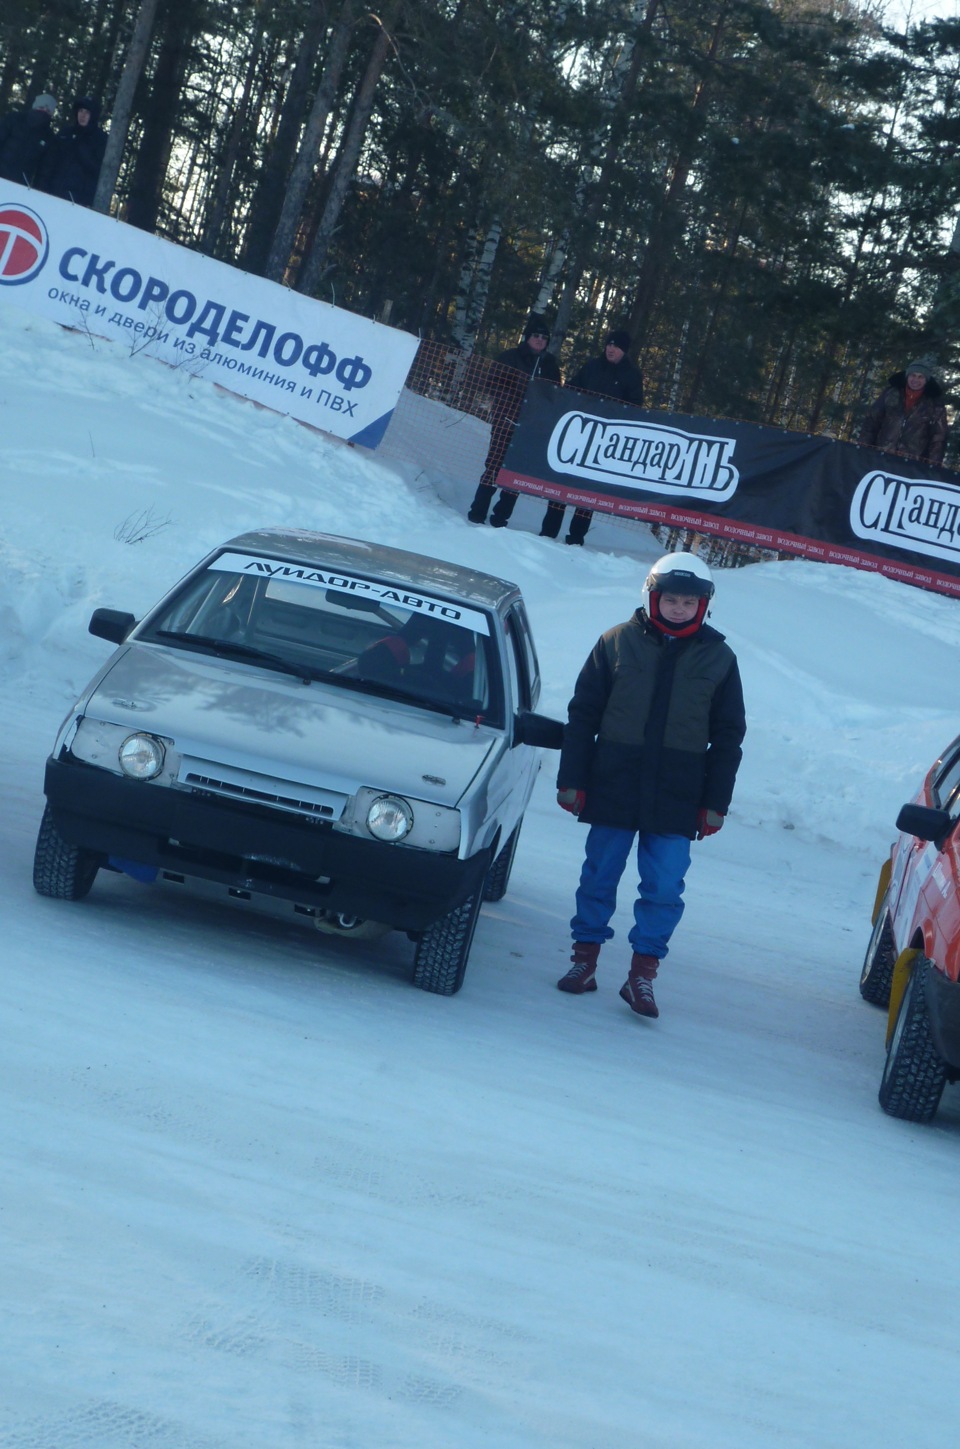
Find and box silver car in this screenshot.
[33,529,562,994]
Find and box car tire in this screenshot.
[878,956,948,1123]
[412,889,483,996]
[860,895,896,1007]
[483,820,522,903]
[32,804,101,900]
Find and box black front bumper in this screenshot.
[44,757,489,932]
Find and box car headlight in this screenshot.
[366,794,414,841]
[118,732,166,780]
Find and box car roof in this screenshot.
[222,528,522,611]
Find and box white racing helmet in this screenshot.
[642,551,715,635]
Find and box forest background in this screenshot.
[5,0,960,456]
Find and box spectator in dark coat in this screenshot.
[467,313,562,529]
[40,96,107,208]
[541,329,644,546]
[568,329,645,407]
[0,94,57,187]
[858,361,949,467]
[554,552,745,1020]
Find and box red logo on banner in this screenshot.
[0,203,49,285]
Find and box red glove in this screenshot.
[557,788,586,816]
[696,808,725,840]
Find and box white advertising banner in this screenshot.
[0,183,419,447]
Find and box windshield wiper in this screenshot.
[153,630,317,683]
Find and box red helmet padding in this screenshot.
[648,592,709,637]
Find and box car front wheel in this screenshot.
[860,894,896,1007]
[32,804,101,900]
[878,956,948,1123]
[412,889,483,996]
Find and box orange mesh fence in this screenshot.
[401,338,529,422]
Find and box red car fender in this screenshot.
[928,850,960,984]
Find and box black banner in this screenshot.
[498,381,960,597]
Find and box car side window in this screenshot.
[511,602,541,706]
[504,611,531,712]
[933,743,960,813]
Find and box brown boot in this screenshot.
[557,941,600,993]
[619,953,660,1017]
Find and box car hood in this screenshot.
[82,644,497,806]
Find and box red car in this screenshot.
[861,732,960,1122]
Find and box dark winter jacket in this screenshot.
[569,352,644,407]
[490,340,562,421]
[858,372,949,466]
[0,107,54,186]
[496,340,562,384]
[40,98,107,207]
[557,609,746,838]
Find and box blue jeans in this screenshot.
[572,826,692,959]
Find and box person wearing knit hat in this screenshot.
[523,312,550,339]
[858,359,949,467]
[467,314,562,528]
[570,330,643,403]
[540,328,645,546]
[0,92,58,187]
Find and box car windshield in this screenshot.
[139,551,503,724]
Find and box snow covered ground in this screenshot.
[3,304,960,1448]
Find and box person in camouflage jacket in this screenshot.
[858,361,949,467]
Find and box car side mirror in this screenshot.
[896,802,953,847]
[513,710,564,749]
[89,608,137,644]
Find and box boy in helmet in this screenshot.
[555,552,746,1018]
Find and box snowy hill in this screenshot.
[3,305,960,1448]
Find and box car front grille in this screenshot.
[177,757,346,821]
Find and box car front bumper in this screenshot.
[44,757,489,932]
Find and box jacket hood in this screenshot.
[888,370,943,400]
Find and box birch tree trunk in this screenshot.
[93,0,161,213]
[533,233,568,317]
[460,216,501,352]
[450,222,480,348]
